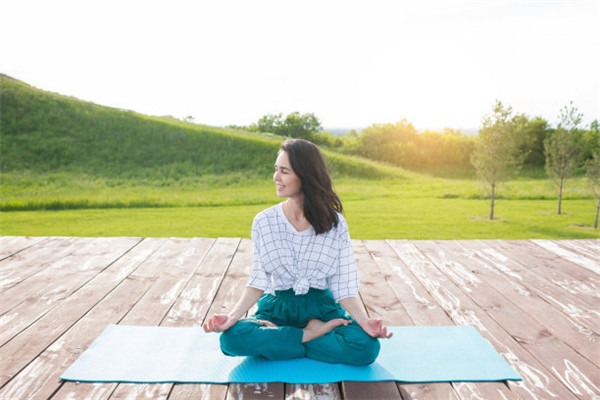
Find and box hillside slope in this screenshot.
[0,75,395,180]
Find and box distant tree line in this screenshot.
[242,104,599,226]
[246,112,323,140]
[242,107,598,175]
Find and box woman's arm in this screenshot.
[203,286,264,332]
[339,296,393,339]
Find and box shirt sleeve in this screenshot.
[328,217,359,302]
[247,216,273,293]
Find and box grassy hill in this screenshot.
[0,74,395,182]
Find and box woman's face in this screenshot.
[273,151,302,199]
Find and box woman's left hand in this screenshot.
[358,318,393,339]
[338,297,393,339]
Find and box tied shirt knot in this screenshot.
[293,277,310,295]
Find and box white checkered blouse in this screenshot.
[247,203,359,302]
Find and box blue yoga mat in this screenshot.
[60,324,521,384]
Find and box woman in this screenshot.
[203,138,392,365]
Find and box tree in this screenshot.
[544,102,585,215]
[585,138,600,229]
[253,112,322,140]
[583,119,600,162]
[352,121,474,175]
[514,115,550,167]
[281,112,322,139]
[255,113,283,134]
[355,120,418,167]
[471,101,526,220]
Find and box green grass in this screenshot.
[0,171,275,211]
[345,198,597,239]
[2,174,598,239]
[0,206,266,238]
[2,198,596,239]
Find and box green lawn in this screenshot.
[2,198,596,239]
[1,173,598,239]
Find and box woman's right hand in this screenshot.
[203,287,264,333]
[203,314,237,333]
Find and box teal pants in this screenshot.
[220,288,380,365]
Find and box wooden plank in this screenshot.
[0,236,140,315]
[343,240,421,400]
[201,238,287,400]
[99,237,221,400]
[202,238,251,322]
[0,236,82,290]
[0,236,47,259]
[421,240,600,399]
[461,240,599,367]
[170,239,282,400]
[221,241,286,400]
[387,240,578,400]
[532,239,600,275]
[52,237,215,400]
[364,239,468,400]
[0,237,165,389]
[0,238,206,400]
[285,383,341,399]
[433,240,600,399]
[168,238,250,400]
[120,237,220,325]
[110,383,175,400]
[164,239,243,327]
[226,383,284,399]
[168,383,228,400]
[364,240,512,400]
[342,381,407,400]
[353,240,411,322]
[362,240,452,325]
[0,237,142,347]
[484,240,600,330]
[556,239,600,264]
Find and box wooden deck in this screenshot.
[0,236,598,400]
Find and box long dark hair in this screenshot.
[280,139,343,234]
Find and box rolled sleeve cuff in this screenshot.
[331,287,359,303]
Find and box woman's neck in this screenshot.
[283,199,310,231]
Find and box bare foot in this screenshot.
[302,318,350,343]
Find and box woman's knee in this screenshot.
[341,326,382,365]
[307,324,382,365]
[352,336,381,365]
[219,319,259,356]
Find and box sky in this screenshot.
[2,0,599,132]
